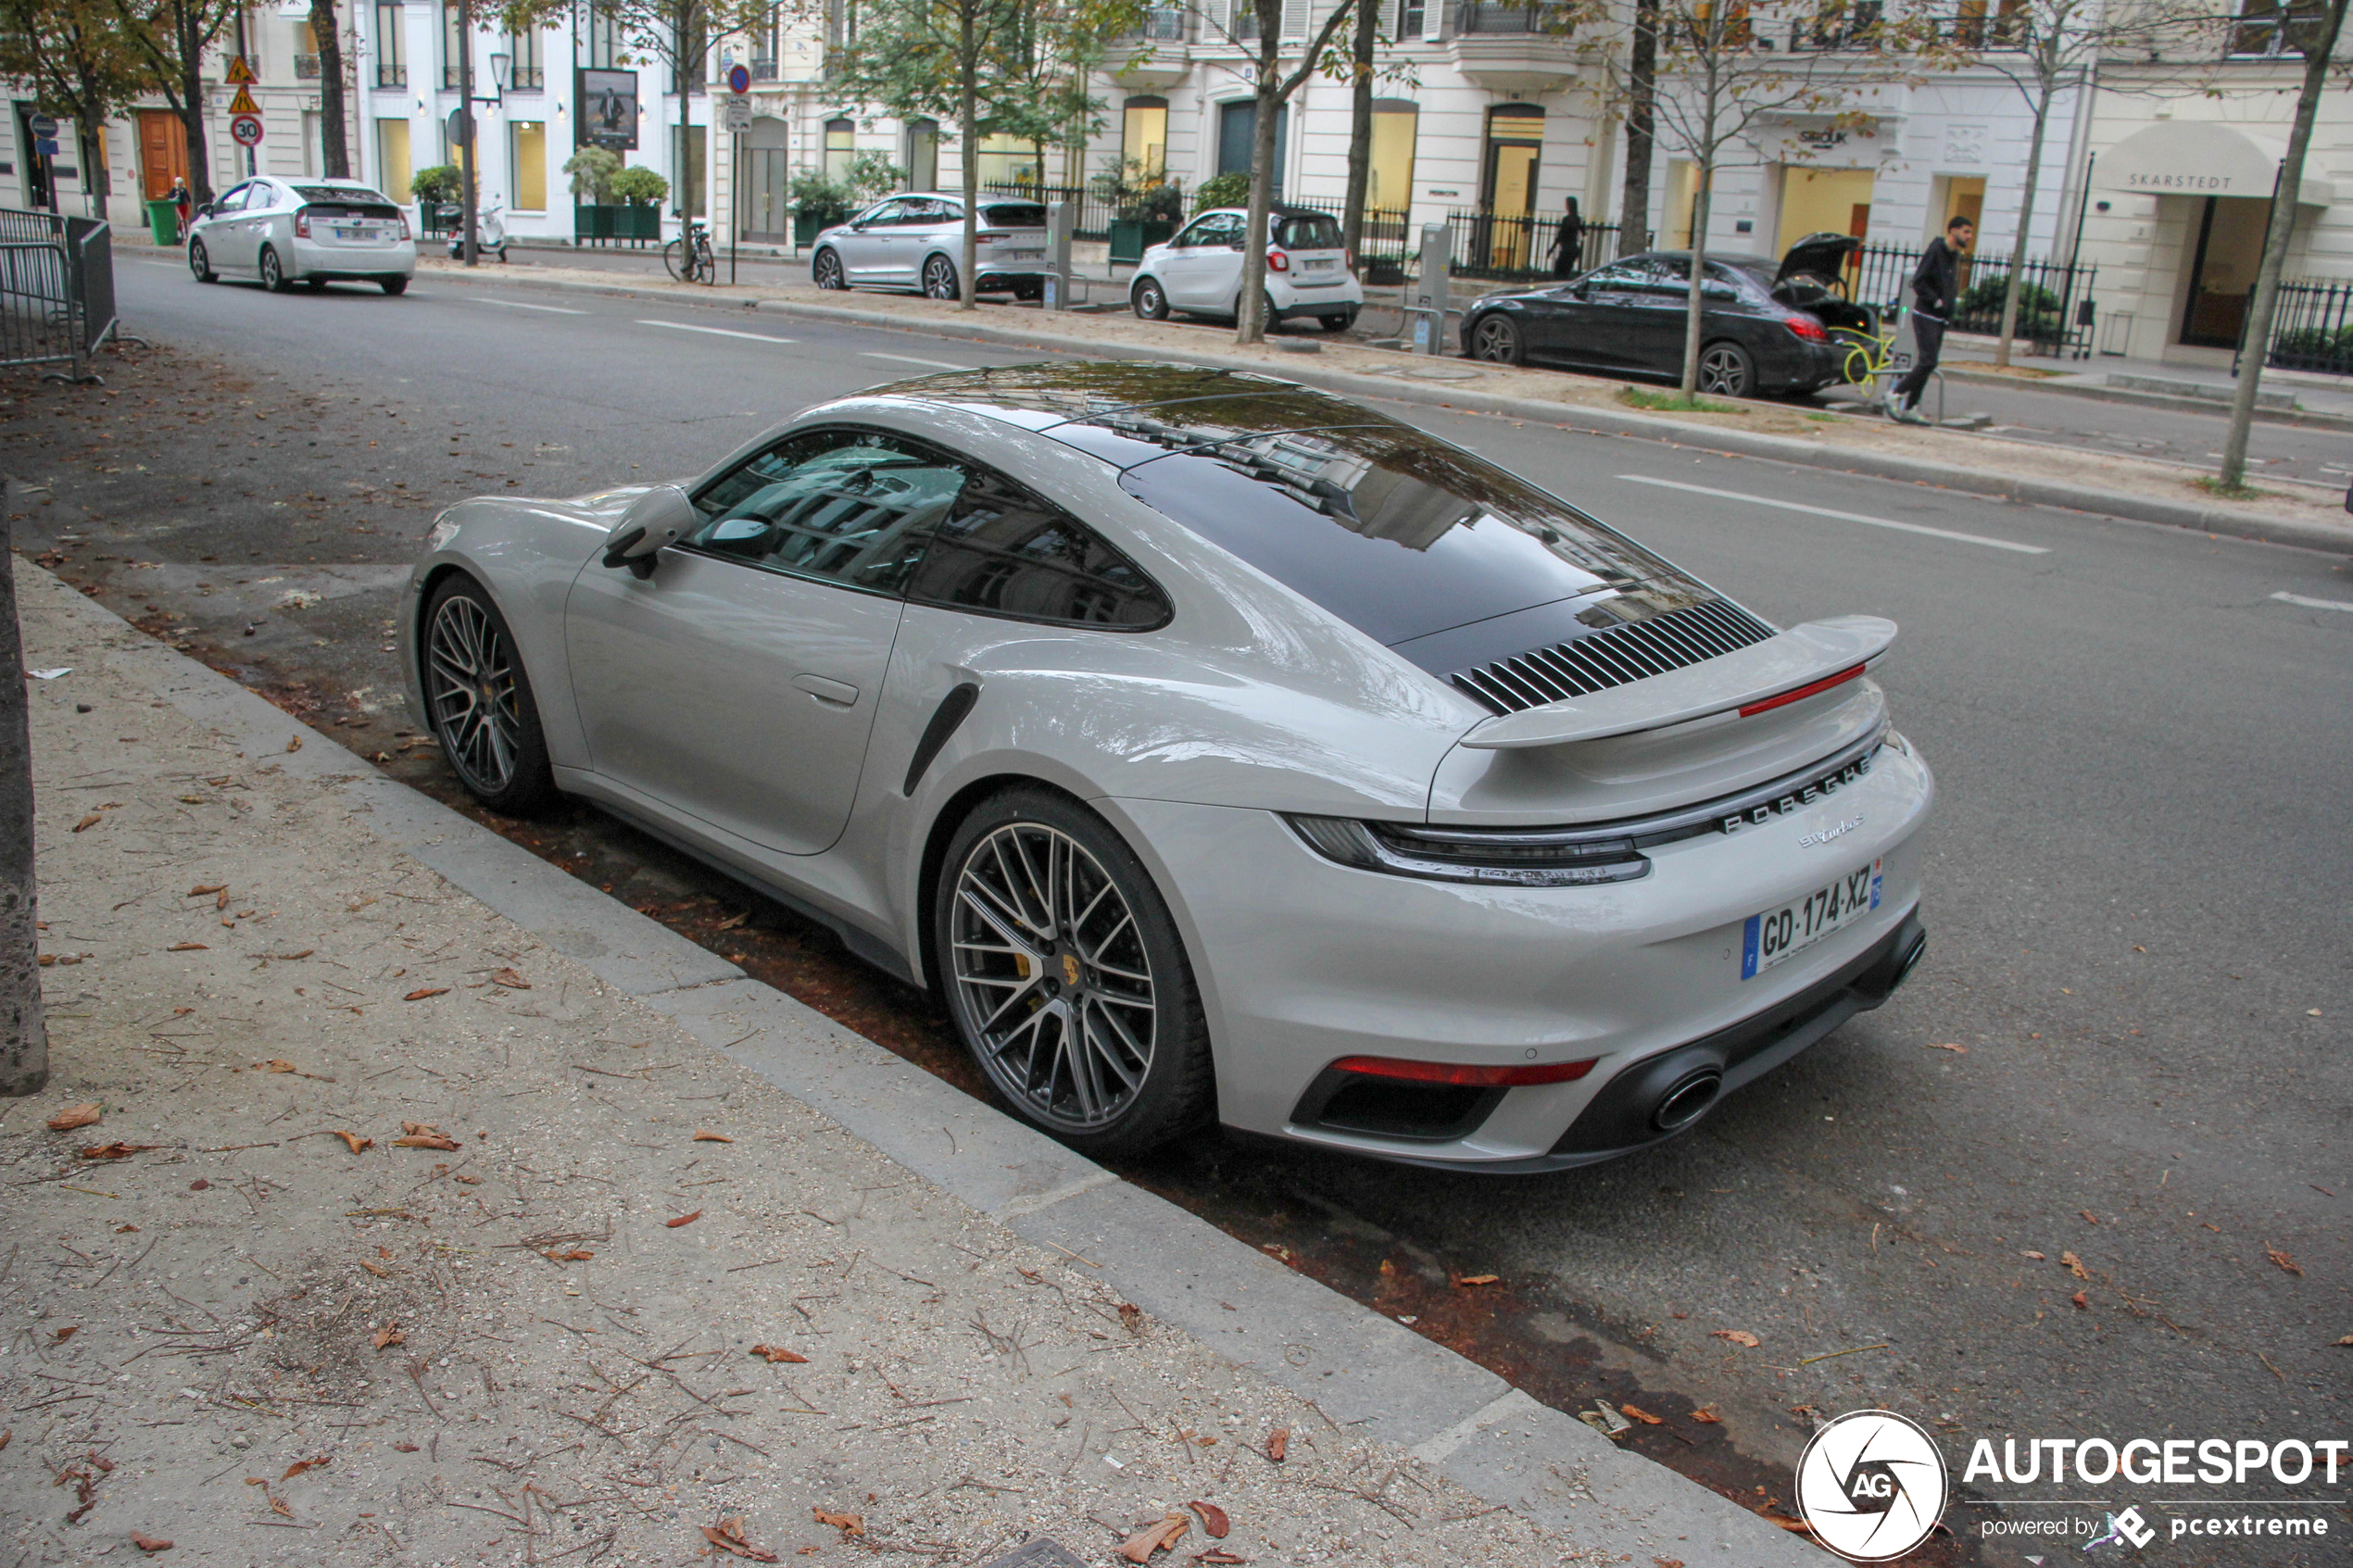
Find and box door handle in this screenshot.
[791,672,859,707]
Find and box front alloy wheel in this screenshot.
[812,248,847,290]
[1470,314,1524,364]
[422,577,554,813]
[1132,278,1169,320]
[923,254,960,300]
[939,792,1212,1154]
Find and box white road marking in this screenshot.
[2270,591,2353,614]
[1615,475,2052,555]
[862,351,971,370]
[467,296,588,314]
[635,319,798,344]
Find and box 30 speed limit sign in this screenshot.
[230,113,264,147]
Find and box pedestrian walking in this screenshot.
[1887,215,1972,424]
[1550,197,1584,280]
[169,177,193,233]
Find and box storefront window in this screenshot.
[510,119,547,209]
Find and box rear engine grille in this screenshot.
[1449,599,1778,716]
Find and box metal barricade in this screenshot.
[0,208,120,384]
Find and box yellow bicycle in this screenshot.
[1835,319,1900,388]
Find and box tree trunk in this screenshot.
[2220,0,2346,488]
[174,0,214,206]
[1340,0,1375,259]
[1680,159,1712,398]
[1993,81,2053,370]
[958,8,978,310]
[1236,0,1282,345]
[311,0,350,178]
[0,523,48,1099]
[1617,0,1657,257]
[458,0,477,264]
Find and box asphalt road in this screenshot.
[494,242,2353,486]
[11,258,2349,1564]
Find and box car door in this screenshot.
[563,429,964,856]
[1531,260,1650,369]
[836,199,904,284]
[206,182,259,271]
[890,198,954,287]
[1160,213,1243,309]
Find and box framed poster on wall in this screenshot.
[577,68,638,150]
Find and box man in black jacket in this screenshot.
[1887,215,1973,423]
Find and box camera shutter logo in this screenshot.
[1795,1410,1950,1562]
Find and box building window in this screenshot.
[507,28,543,89]
[750,14,779,78]
[1398,0,1425,37]
[296,18,323,79]
[378,118,413,201]
[2228,0,2322,54]
[907,119,938,191]
[1122,96,1167,179]
[510,119,547,207]
[974,133,1038,189]
[443,0,468,89]
[1368,103,1416,212]
[584,2,623,69]
[374,0,406,87]
[1216,100,1285,194]
[822,117,854,180]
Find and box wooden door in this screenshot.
[138,110,188,201]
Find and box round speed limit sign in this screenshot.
[230,113,264,147]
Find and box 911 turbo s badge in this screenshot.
[1799,817,1864,847]
[1719,750,1874,835]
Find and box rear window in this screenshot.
[293,184,392,206]
[982,203,1047,230]
[1273,213,1342,251]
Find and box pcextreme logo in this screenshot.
[1795,1410,1951,1562]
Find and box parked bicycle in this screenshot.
[1834,306,1904,389]
[664,218,716,285]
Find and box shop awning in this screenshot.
[2098,121,2334,207]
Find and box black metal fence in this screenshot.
[2266,277,2353,375]
[0,208,115,384]
[1846,242,2095,353]
[1443,209,1622,282]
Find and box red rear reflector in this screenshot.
[1739,662,1868,719]
[1331,1055,1597,1087]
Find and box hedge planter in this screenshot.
[574,205,663,244]
[795,212,827,247]
[1109,219,1176,268]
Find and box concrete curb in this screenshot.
[1938,366,2353,433]
[418,261,2353,557]
[53,564,1819,1568]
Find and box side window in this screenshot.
[1581,262,1645,292]
[1169,218,1209,249]
[215,183,252,212]
[906,470,1170,629]
[1204,213,1245,248]
[857,199,904,227]
[687,430,964,596]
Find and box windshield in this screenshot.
[982,203,1048,229]
[1274,213,1343,250]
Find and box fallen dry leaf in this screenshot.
[2060,1251,2090,1281]
[1193,1553,1247,1566]
[2021,1250,2046,1261]
[812,1508,863,1538]
[78,1143,152,1161]
[71,814,103,833]
[131,1534,172,1553]
[392,1443,419,1453]
[693,1128,735,1143]
[1188,1500,1231,1538]
[187,884,224,897]
[1711,1329,1761,1348]
[214,890,229,910]
[1691,1408,1723,1424]
[1118,1301,1144,1334]
[50,1325,76,1343]
[1925,1042,1968,1053]
[261,1060,297,1074]
[2070,1291,2090,1311]
[1620,1404,1664,1425]
[46,1104,101,1133]
[713,910,749,931]
[359,1261,391,1279]
[272,949,313,960]
[2334,1335,2353,1348]
[281,1457,330,1481]
[2081,1210,2100,1225]
[700,1517,781,1562]
[285,736,302,753]
[749,1345,809,1363]
[165,942,207,952]
[1120,1512,1190,1562]
[392,1133,460,1151]
[371,1325,404,1350]
[402,986,448,1001]
[488,967,532,989]
[1265,1427,1288,1463]
[544,1249,595,1263]
[1455,1273,1500,1286]
[2267,1248,2303,1277]
[333,1131,371,1154]
[666,1210,703,1228]
[1767,1516,1814,1535]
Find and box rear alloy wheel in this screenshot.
[258,246,290,293]
[1132,278,1169,320]
[937,789,1213,1156]
[1697,341,1755,398]
[923,254,960,300]
[381,276,409,295]
[188,240,217,283]
[812,248,847,290]
[422,575,556,814]
[1469,313,1525,365]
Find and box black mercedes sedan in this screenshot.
[1460,237,1869,398]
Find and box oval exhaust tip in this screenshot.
[1653,1070,1722,1133]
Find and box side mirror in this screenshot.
[601,485,698,580]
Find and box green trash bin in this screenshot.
[145,198,182,247]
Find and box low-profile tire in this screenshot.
[812,248,847,290]
[1131,277,1170,320]
[258,246,291,293]
[922,253,960,301]
[381,275,409,295]
[935,787,1214,1158]
[1319,310,1355,332]
[1696,340,1755,398]
[421,574,557,815]
[1013,281,1043,301]
[1469,312,1525,365]
[188,240,218,283]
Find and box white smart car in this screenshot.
[186,176,416,295]
[1130,205,1364,332]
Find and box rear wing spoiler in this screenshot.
[1454,615,1895,751]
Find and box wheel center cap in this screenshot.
[1061,953,1081,989]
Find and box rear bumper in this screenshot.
[290,237,416,280]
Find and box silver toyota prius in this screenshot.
[403,363,1933,1170]
[186,176,417,295]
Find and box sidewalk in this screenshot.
[419,257,2353,555]
[0,562,1823,1566]
[1933,337,2353,425]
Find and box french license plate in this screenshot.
[1741,859,1881,980]
[1009,248,1043,260]
[1302,257,1337,272]
[338,226,370,240]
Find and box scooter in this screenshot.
[447,200,508,262]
